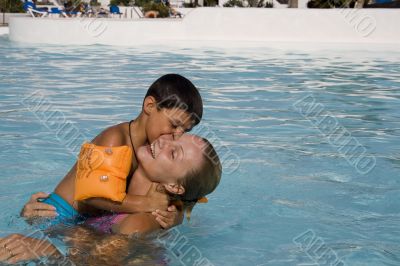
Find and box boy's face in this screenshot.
[146,107,194,144]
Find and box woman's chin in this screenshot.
[136,146,150,162]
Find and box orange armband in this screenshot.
[74,143,132,202]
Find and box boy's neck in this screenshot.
[130,112,149,148]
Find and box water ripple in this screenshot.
[1,37,400,265]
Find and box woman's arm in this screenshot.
[0,226,128,264]
[0,234,62,264]
[20,192,57,220]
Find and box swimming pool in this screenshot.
[1,35,400,265]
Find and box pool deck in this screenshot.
[8,8,400,46]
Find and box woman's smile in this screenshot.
[150,142,156,159]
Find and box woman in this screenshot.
[0,134,221,263]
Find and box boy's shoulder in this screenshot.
[92,122,130,147]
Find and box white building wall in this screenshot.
[9,8,400,46]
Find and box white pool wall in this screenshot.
[9,8,400,46]
[1,13,27,24]
[0,27,9,36]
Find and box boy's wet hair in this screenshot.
[144,74,203,126]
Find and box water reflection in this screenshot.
[47,225,168,266]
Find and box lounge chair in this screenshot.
[109,5,123,18]
[97,8,109,18]
[132,6,145,18]
[65,10,80,17]
[49,7,68,17]
[23,1,48,17]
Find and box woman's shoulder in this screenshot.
[115,213,160,236]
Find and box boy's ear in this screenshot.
[164,183,185,195]
[143,96,157,115]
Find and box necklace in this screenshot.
[128,120,138,160]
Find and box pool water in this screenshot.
[1,35,400,265]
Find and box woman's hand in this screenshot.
[20,192,57,218]
[0,234,60,264]
[152,205,184,229]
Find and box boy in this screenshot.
[21,74,203,230]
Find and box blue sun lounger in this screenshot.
[23,1,48,17]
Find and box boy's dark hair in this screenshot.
[145,74,203,126]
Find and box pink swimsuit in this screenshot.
[85,213,127,234]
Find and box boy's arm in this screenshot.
[82,176,169,213]
[20,124,162,218]
[82,124,171,213]
[77,124,166,213]
[83,193,168,213]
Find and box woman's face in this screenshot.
[136,134,205,184]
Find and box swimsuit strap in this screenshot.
[128,120,137,160]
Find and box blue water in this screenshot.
[1,35,400,265]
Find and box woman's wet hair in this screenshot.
[144,74,203,126]
[172,137,222,220]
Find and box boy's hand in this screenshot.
[152,205,184,229]
[146,185,169,212]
